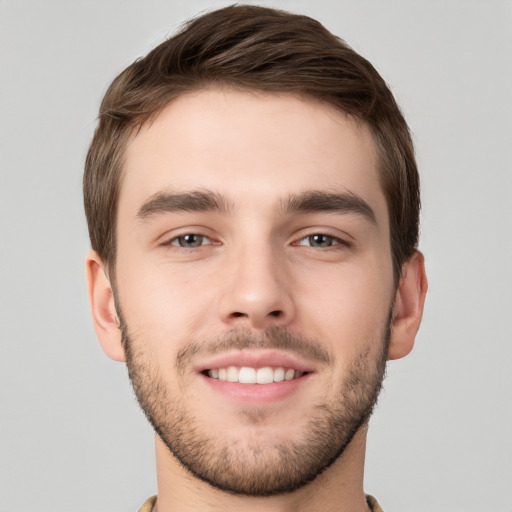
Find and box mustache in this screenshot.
[176,326,334,368]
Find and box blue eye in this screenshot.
[298,234,344,248]
[170,234,209,248]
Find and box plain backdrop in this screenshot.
[1,1,511,511]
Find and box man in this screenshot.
[84,5,427,511]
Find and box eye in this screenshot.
[169,234,211,248]
[296,234,346,248]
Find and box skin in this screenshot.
[86,89,427,512]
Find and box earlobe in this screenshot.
[85,250,126,362]
[388,251,428,360]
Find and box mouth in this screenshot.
[203,366,306,384]
[196,350,314,404]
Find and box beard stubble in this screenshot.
[121,320,390,497]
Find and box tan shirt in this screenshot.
[138,494,384,511]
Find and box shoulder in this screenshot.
[366,494,384,512]
[138,496,156,512]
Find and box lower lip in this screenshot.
[199,373,311,405]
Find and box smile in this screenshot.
[207,366,304,384]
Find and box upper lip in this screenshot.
[194,349,316,374]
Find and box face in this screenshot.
[114,89,396,495]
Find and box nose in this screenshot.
[218,242,295,330]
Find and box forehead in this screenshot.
[120,89,386,221]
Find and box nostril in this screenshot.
[229,310,282,319]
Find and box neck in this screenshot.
[153,426,370,512]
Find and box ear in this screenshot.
[85,250,126,362]
[388,251,428,360]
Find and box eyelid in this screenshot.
[296,234,349,248]
[157,226,220,248]
[172,234,211,247]
[291,227,352,247]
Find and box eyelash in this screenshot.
[164,233,213,248]
[295,233,349,249]
[162,232,349,250]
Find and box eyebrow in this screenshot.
[136,188,377,225]
[281,190,377,224]
[137,190,233,219]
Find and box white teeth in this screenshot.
[273,367,285,382]
[256,367,273,384]
[239,367,256,384]
[226,366,238,382]
[208,366,303,384]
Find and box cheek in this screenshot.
[115,261,216,351]
[295,262,392,355]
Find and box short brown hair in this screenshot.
[84,4,419,282]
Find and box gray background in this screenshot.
[1,1,511,511]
